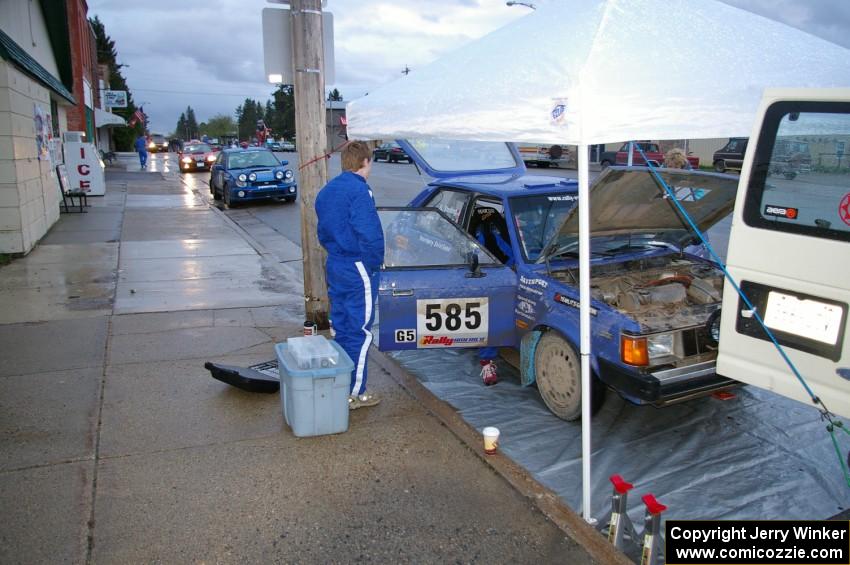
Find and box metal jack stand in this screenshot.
[639,493,667,565]
[598,474,639,554]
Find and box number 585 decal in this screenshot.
[415,298,489,348]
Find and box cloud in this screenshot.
[88,0,850,134]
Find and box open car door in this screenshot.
[377,207,516,351]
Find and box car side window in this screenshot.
[468,198,512,265]
[423,189,470,225]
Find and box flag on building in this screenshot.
[128,106,146,128]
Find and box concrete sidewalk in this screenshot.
[0,170,597,563]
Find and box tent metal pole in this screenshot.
[578,142,594,523]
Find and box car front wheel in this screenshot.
[534,332,605,421]
[600,160,612,169]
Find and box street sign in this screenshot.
[262,7,335,85]
[104,90,128,108]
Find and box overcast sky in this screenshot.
[86,0,850,136]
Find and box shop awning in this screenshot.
[0,28,75,105]
[95,108,126,128]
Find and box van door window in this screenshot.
[423,189,470,225]
[744,102,850,242]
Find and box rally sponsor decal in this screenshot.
[839,192,850,227]
[416,297,488,348]
[519,284,544,297]
[515,295,537,320]
[547,195,577,202]
[550,98,568,126]
[519,275,548,288]
[394,329,417,343]
[764,204,799,220]
[554,293,598,316]
[417,233,452,252]
[419,335,487,347]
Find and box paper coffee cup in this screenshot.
[483,426,500,454]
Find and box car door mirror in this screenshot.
[465,252,484,278]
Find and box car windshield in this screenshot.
[511,193,579,262]
[185,144,211,153]
[227,151,280,169]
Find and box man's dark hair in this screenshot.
[341,141,371,172]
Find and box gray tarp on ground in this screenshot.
[389,347,849,527]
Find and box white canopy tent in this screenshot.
[346,0,850,521]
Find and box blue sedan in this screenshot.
[377,139,740,420]
[209,148,297,207]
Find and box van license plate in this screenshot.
[764,291,843,345]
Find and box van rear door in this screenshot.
[717,88,850,418]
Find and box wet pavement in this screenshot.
[0,159,599,564]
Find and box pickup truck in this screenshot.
[515,143,572,168]
[600,141,700,169]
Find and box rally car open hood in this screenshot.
[539,167,739,261]
[397,138,526,178]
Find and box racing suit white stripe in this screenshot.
[353,261,373,396]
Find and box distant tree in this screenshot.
[185,107,199,139]
[90,16,139,150]
[175,112,187,140]
[328,88,343,101]
[236,98,263,141]
[201,114,237,139]
[271,84,295,140]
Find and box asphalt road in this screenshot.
[154,150,579,248]
[150,150,733,260]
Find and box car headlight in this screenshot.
[248,173,257,182]
[237,174,247,182]
[236,178,247,187]
[289,187,296,193]
[275,170,284,180]
[647,333,675,360]
[181,156,191,163]
[284,170,294,180]
[148,142,155,148]
[207,155,216,162]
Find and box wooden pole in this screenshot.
[291,0,330,328]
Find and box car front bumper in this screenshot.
[230,183,297,201]
[181,160,211,171]
[597,358,739,406]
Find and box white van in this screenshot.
[717,88,850,418]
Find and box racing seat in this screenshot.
[469,206,512,265]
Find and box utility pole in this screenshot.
[291,0,330,328]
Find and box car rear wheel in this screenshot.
[600,160,612,169]
[534,332,605,421]
[714,160,726,173]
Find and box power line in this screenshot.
[130,87,273,97]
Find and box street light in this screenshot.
[506,1,536,8]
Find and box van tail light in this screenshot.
[621,335,649,366]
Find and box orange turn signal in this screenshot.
[621,335,649,366]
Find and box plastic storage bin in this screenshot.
[275,337,353,437]
[286,335,340,369]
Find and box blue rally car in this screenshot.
[209,148,297,207]
[376,139,740,420]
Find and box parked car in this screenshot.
[178,142,217,173]
[147,134,169,153]
[515,143,572,168]
[376,139,739,420]
[600,141,700,169]
[209,148,297,207]
[279,140,296,152]
[268,141,282,151]
[712,137,748,172]
[373,141,412,163]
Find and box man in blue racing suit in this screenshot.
[316,141,385,410]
